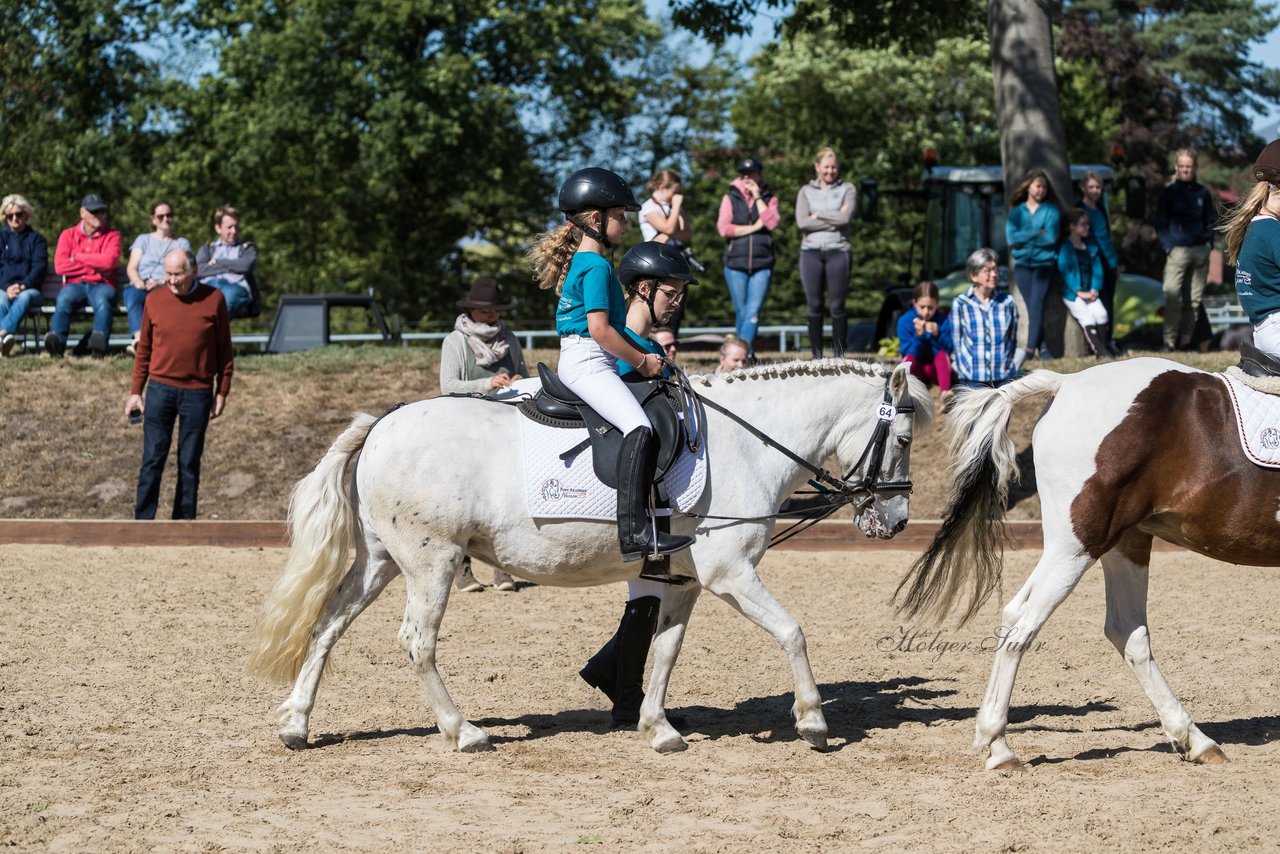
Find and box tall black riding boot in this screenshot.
[579,623,623,703]
[807,315,824,359]
[1084,325,1107,358]
[831,314,847,358]
[610,595,660,726]
[617,427,694,563]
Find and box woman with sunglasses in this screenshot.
[124,202,192,355]
[0,195,48,357]
[579,240,696,728]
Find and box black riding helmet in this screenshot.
[558,167,642,215]
[619,241,698,288]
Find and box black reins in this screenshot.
[664,363,915,548]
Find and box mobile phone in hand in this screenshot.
[129,408,143,426]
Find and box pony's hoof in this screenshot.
[1194,746,1228,765]
[458,733,494,754]
[653,733,688,754]
[799,729,829,752]
[992,758,1026,774]
[279,732,309,751]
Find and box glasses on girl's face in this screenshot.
[656,286,685,305]
[155,212,174,220]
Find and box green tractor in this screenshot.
[867,163,1167,356]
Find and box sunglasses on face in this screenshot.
[155,212,174,220]
[663,343,678,352]
[5,211,25,221]
[656,286,685,305]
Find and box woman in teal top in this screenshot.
[580,240,696,729]
[529,167,692,563]
[1225,140,1280,357]
[1005,169,1062,364]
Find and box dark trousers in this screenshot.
[135,380,213,520]
[1015,264,1056,356]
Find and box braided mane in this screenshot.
[689,357,888,387]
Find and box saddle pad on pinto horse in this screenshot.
[519,415,707,520]
[1219,371,1280,468]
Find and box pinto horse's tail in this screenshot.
[895,371,1065,625]
[248,413,378,683]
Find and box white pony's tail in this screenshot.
[895,371,1065,625]
[248,412,378,683]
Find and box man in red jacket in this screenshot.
[123,248,234,520]
[49,193,122,357]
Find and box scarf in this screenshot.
[455,313,510,367]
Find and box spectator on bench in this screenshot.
[124,201,192,355]
[0,194,48,357]
[195,204,257,319]
[124,248,233,520]
[49,193,121,358]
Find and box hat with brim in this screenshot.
[457,277,513,310]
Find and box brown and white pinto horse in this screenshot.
[896,356,1280,771]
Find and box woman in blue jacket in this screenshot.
[1005,169,1061,365]
[1057,208,1110,357]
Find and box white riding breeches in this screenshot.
[1063,296,1109,328]
[1254,312,1280,359]
[558,335,651,435]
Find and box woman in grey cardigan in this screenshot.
[795,146,856,357]
[439,277,525,592]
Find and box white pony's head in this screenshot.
[845,363,933,539]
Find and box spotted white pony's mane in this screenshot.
[689,357,889,386]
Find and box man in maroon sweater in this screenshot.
[123,248,234,519]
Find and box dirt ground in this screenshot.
[3,545,1278,851]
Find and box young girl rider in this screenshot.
[579,240,697,727]
[528,167,694,562]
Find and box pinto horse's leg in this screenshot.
[703,562,828,750]
[396,541,493,753]
[974,534,1095,772]
[638,583,701,754]
[277,533,401,750]
[1101,530,1226,764]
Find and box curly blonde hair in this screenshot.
[527,215,593,294]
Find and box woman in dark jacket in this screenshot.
[716,158,781,357]
[0,194,49,357]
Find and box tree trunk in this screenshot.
[989,0,1086,356]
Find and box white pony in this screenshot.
[250,359,932,754]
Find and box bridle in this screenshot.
[665,364,915,547]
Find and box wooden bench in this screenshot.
[16,268,130,352]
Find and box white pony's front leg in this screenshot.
[1101,553,1226,764]
[397,542,492,753]
[704,560,827,750]
[639,584,701,754]
[975,546,1093,771]
[277,540,401,750]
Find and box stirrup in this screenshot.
[638,556,694,586]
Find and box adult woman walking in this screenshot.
[717,157,780,357]
[795,146,856,357]
[1225,139,1280,359]
[0,194,48,357]
[124,201,192,355]
[579,241,696,727]
[1005,169,1061,365]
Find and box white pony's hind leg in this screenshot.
[396,541,492,753]
[277,532,401,749]
[1101,538,1226,764]
[638,584,701,754]
[703,560,828,750]
[974,539,1094,772]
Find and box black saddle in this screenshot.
[525,363,684,488]
[1239,342,1280,379]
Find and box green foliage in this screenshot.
[683,30,1000,326]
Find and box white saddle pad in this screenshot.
[1219,372,1280,468]
[519,415,707,520]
